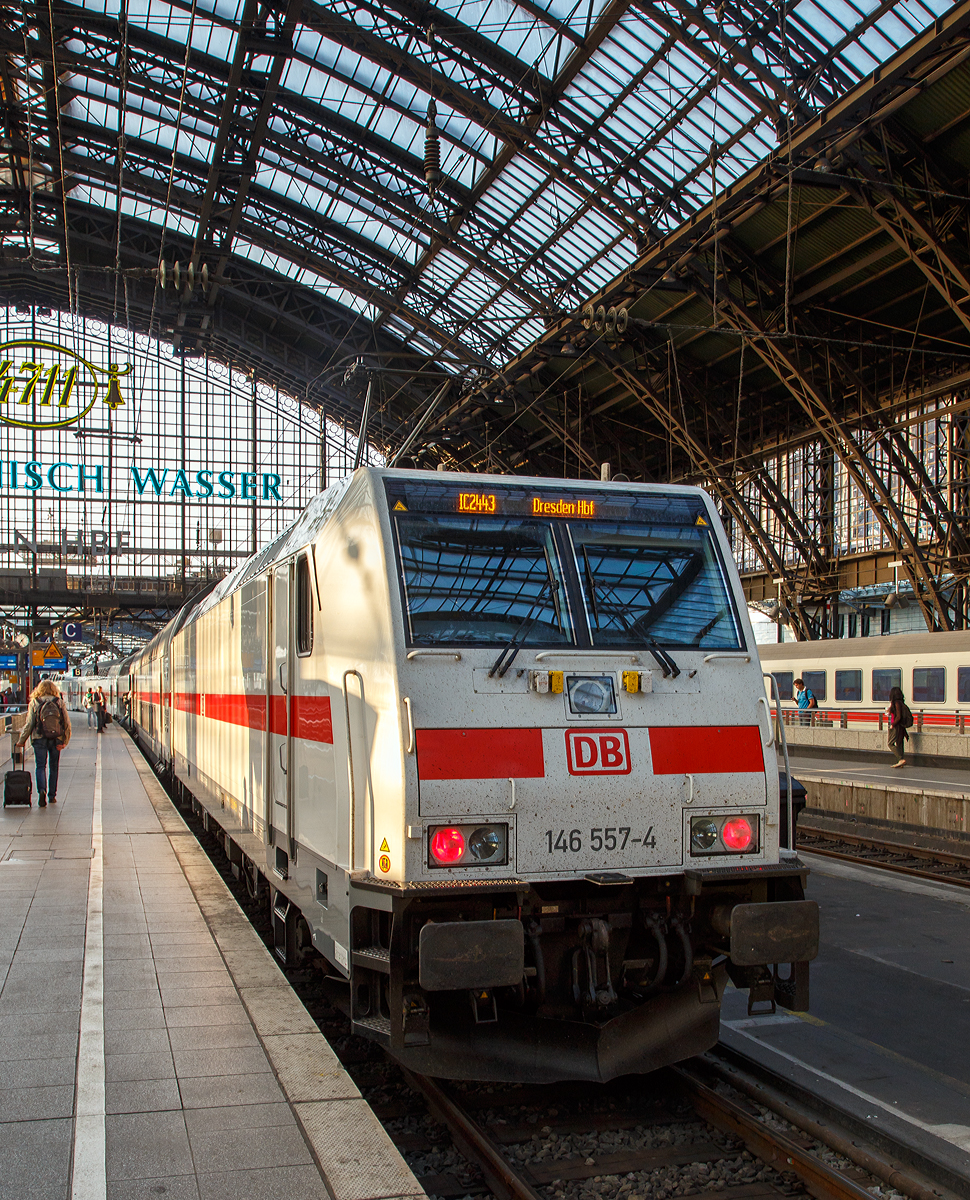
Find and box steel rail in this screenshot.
[400,1069,546,1200]
[671,1065,881,1200]
[702,1046,965,1200]
[798,833,970,890]
[403,1060,910,1200]
[802,827,970,867]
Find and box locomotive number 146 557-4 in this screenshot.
[544,826,656,853]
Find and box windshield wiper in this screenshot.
[582,547,601,629]
[545,555,564,632]
[648,640,680,679]
[488,578,553,679]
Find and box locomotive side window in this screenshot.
[395,516,573,647]
[802,670,826,701]
[913,666,945,703]
[569,522,742,649]
[296,555,313,656]
[959,667,970,703]
[835,670,862,701]
[772,672,793,700]
[872,668,901,701]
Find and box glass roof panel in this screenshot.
[4,0,954,370]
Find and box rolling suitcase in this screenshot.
[4,746,32,807]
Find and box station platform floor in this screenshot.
[787,749,970,796]
[720,850,970,1185]
[0,724,425,1200]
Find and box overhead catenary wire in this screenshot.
[113,0,130,324]
[46,0,76,321]
[135,0,199,440]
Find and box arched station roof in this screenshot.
[0,0,952,427]
[5,0,970,637]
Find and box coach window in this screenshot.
[296,555,313,656]
[959,667,970,703]
[913,666,945,703]
[802,671,826,702]
[872,668,901,702]
[835,670,862,702]
[771,672,793,700]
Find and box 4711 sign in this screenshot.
[0,340,131,430]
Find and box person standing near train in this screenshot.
[887,686,912,768]
[15,679,72,807]
[794,677,816,726]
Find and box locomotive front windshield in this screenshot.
[394,515,574,647]
[571,523,741,649]
[387,481,743,650]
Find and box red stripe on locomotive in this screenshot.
[416,728,545,780]
[648,725,765,774]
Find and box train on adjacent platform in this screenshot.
[760,630,970,719]
[71,468,818,1082]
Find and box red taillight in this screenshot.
[430,827,465,864]
[722,817,754,851]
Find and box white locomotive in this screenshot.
[91,469,818,1081]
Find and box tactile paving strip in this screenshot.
[296,1098,427,1200]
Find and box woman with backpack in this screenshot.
[887,686,912,768]
[16,679,72,807]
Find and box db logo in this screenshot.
[565,729,631,775]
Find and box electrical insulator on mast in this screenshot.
[424,97,441,197]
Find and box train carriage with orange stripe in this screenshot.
[121,467,818,1082]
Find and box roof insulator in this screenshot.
[424,98,441,197]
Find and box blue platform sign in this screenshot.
[63,622,82,641]
[38,659,67,672]
[0,654,18,670]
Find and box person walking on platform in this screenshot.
[83,688,96,727]
[95,686,107,733]
[16,679,72,807]
[887,686,911,768]
[794,677,816,726]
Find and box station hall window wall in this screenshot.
[0,308,375,584]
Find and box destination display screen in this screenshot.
[385,480,709,527]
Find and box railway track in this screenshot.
[168,770,965,1200]
[385,1051,964,1200]
[797,827,970,889]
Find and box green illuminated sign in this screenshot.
[0,340,132,430]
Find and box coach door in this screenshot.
[268,563,293,860]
